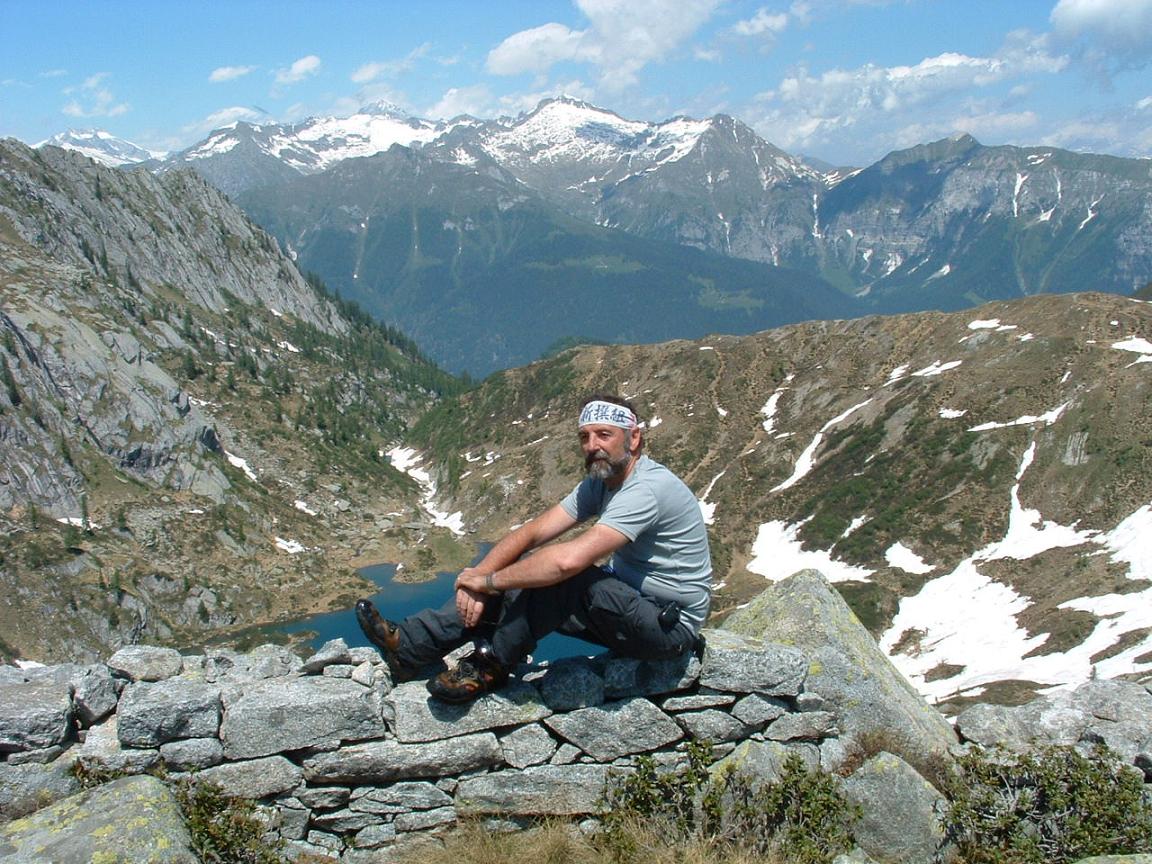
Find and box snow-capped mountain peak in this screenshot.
[38,129,163,167]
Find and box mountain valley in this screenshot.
[3,107,1151,706]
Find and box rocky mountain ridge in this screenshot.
[53,96,1151,338]
[0,139,461,663]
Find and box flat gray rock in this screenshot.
[675,708,748,743]
[731,693,788,728]
[499,723,558,768]
[350,781,451,814]
[302,732,503,784]
[159,736,224,771]
[766,710,838,741]
[603,652,701,698]
[387,679,551,744]
[194,754,302,799]
[220,675,385,759]
[455,764,611,816]
[544,697,682,761]
[697,632,808,696]
[117,679,221,747]
[106,645,184,682]
[533,658,605,710]
[0,680,73,753]
[0,774,195,862]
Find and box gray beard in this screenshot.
[586,450,631,481]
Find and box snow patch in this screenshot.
[886,542,934,575]
[771,399,871,492]
[388,447,465,535]
[748,520,873,583]
[225,451,258,482]
[275,537,307,554]
[968,401,1069,432]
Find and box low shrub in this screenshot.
[939,742,1152,864]
[601,741,858,864]
[173,778,285,864]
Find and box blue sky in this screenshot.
[2,0,1150,166]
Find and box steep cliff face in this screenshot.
[0,140,459,663]
[818,136,1152,305]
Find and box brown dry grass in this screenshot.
[394,818,788,864]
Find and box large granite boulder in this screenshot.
[720,569,957,772]
[0,774,195,862]
[840,752,946,864]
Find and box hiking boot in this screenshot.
[426,647,509,703]
[355,599,413,683]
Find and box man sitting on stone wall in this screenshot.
[356,393,713,703]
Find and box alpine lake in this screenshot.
[270,562,601,664]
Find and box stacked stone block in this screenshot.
[1,631,841,860]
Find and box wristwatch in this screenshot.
[485,571,502,594]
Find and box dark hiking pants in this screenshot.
[392,566,696,670]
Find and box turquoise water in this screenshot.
[277,562,601,664]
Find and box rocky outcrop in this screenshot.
[0,774,194,863]
[2,573,1150,863]
[955,677,1152,761]
[720,568,957,774]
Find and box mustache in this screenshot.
[585,449,611,467]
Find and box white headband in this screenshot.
[578,400,637,430]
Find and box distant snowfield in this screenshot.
[388,446,465,536]
[745,323,1152,702]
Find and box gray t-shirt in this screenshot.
[560,455,712,630]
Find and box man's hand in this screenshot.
[455,567,498,628]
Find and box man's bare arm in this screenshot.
[453,504,580,627]
[457,522,628,598]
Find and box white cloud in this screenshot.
[487,0,722,90]
[182,105,265,138]
[351,44,433,84]
[425,85,495,119]
[744,32,1068,162]
[275,55,322,85]
[209,65,256,83]
[62,72,129,119]
[1051,0,1152,54]
[487,22,596,76]
[733,7,790,37]
[1050,0,1152,81]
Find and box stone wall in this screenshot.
[1,629,848,861]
